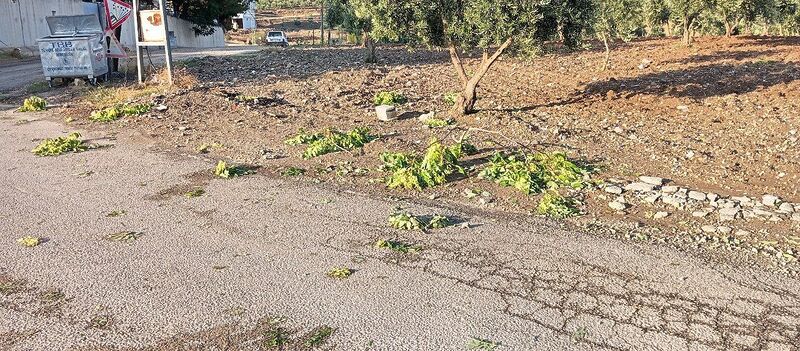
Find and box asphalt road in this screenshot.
[0,46,262,93]
[1,110,799,350]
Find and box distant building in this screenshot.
[232,2,257,30]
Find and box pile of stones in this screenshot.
[603,176,800,224]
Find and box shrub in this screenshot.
[536,191,579,218]
[214,160,253,178]
[443,92,459,106]
[90,103,152,122]
[423,118,454,128]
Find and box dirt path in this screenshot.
[1,110,799,350]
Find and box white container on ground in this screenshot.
[376,105,397,121]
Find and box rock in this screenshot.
[639,176,665,185]
[753,207,774,217]
[688,191,706,201]
[762,194,781,207]
[701,225,716,233]
[742,210,757,220]
[609,201,627,211]
[718,199,737,208]
[614,196,628,204]
[685,150,695,159]
[662,195,686,208]
[155,104,168,112]
[792,213,800,222]
[706,193,719,202]
[677,105,689,113]
[625,182,658,192]
[654,211,669,219]
[604,185,623,194]
[638,59,652,69]
[418,111,435,122]
[778,202,795,213]
[692,209,712,217]
[661,185,679,193]
[674,188,688,199]
[732,196,755,207]
[375,105,398,121]
[612,126,624,134]
[718,207,740,221]
[643,193,661,204]
[717,226,732,234]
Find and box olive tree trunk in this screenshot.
[448,37,513,116]
[364,33,377,63]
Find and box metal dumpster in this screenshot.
[37,14,108,85]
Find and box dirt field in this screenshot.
[27,36,800,273]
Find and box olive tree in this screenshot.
[593,0,641,70]
[667,0,712,44]
[365,0,593,116]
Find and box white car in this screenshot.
[266,31,289,47]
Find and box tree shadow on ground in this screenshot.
[580,60,800,100]
[662,49,781,65]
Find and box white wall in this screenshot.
[1,0,226,50]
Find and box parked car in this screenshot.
[266,31,289,47]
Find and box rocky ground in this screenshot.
[10,36,800,274]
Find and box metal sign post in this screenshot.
[132,0,174,84]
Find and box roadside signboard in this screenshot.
[104,0,132,30]
[105,29,128,58]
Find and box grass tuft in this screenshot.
[18,96,47,112]
[32,132,87,156]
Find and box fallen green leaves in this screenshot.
[18,96,47,112]
[185,188,205,198]
[282,167,305,176]
[32,132,88,156]
[536,191,580,218]
[480,152,590,195]
[423,117,454,128]
[104,231,143,243]
[373,91,407,106]
[106,210,126,217]
[326,267,353,279]
[214,160,254,178]
[381,138,465,190]
[467,337,501,350]
[17,236,41,247]
[89,103,152,122]
[286,127,375,159]
[375,239,420,253]
[304,326,335,347]
[388,209,452,230]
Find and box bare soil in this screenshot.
[29,36,800,271]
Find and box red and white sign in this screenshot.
[105,29,128,58]
[104,0,132,30]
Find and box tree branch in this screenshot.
[448,43,469,86]
[467,37,513,86]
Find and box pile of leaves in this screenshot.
[381,138,466,190]
[18,96,47,112]
[479,152,589,194]
[285,127,375,159]
[326,267,353,279]
[90,103,152,122]
[536,191,580,218]
[373,91,407,106]
[214,160,253,178]
[32,132,88,156]
[423,118,454,128]
[389,209,451,230]
[374,239,420,253]
[17,236,41,247]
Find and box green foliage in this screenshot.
[427,214,451,229]
[373,91,407,106]
[185,188,205,198]
[214,160,253,178]
[286,127,375,159]
[165,0,250,35]
[479,152,590,195]
[443,92,459,106]
[282,167,306,176]
[17,236,41,247]
[18,96,47,112]
[304,326,334,347]
[32,132,88,156]
[389,211,423,230]
[90,103,151,122]
[536,191,580,218]
[375,239,420,253]
[467,337,501,350]
[326,267,353,279]
[423,118,454,128]
[104,231,143,243]
[381,139,466,190]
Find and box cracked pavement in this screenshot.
[1,110,799,350]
